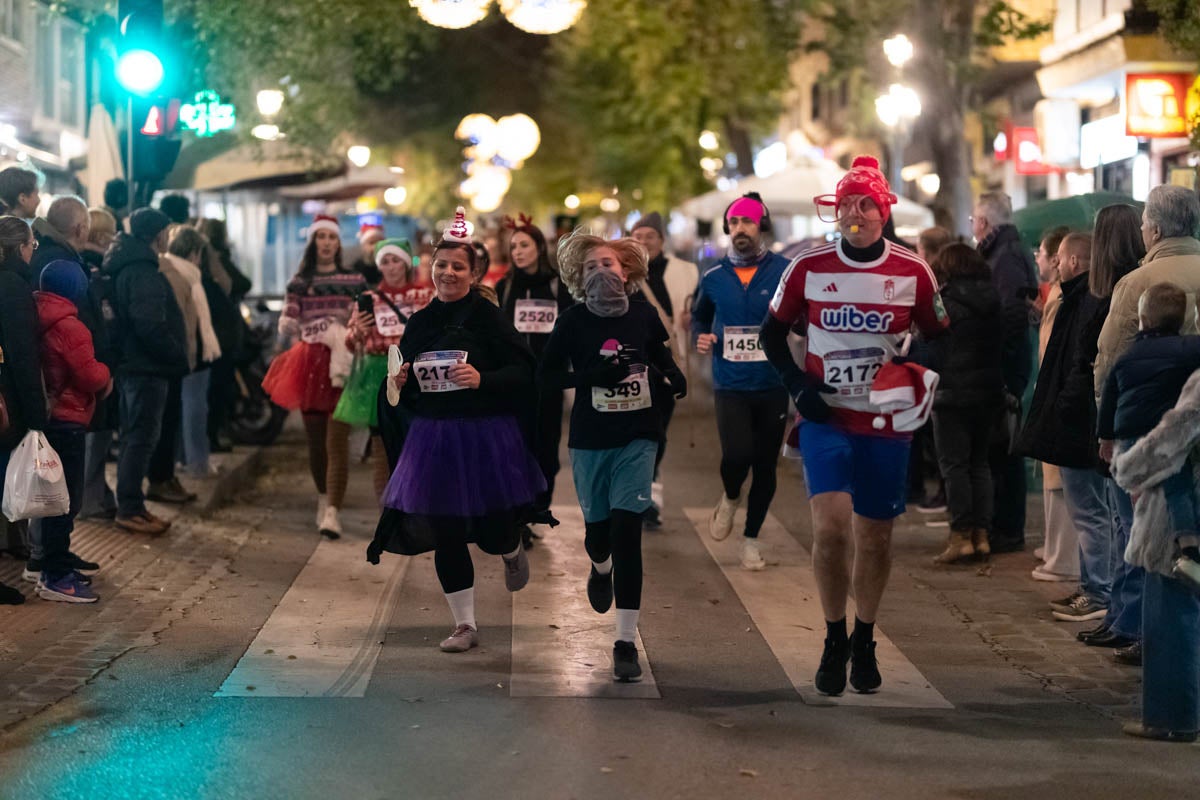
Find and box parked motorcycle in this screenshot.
[227,299,289,446]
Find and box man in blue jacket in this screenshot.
[692,192,790,570]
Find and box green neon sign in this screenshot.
[179,90,236,137]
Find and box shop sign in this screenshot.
[1080,115,1138,169]
[179,90,237,138]
[1012,127,1053,175]
[1126,73,1194,138]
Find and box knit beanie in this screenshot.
[631,211,664,238]
[40,259,88,304]
[129,208,171,243]
[374,238,414,268]
[835,156,897,222]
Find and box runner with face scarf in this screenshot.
[540,231,687,683]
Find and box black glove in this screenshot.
[667,372,687,400]
[787,371,836,424]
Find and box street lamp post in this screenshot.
[875,84,921,194]
[877,34,919,198]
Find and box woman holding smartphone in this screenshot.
[337,238,431,500]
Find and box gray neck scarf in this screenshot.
[584,269,630,317]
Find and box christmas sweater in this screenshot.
[769,239,948,436]
[346,281,435,355]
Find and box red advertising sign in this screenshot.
[1012,127,1053,175]
[1126,72,1193,138]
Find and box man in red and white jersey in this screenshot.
[760,155,948,697]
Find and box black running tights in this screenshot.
[714,388,789,538]
[434,538,475,594]
[584,510,643,609]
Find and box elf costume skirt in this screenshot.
[261,341,341,414]
[369,415,546,558]
[333,353,387,427]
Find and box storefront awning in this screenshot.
[162,133,342,192]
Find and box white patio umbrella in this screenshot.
[81,104,124,206]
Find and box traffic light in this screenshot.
[116,1,166,96]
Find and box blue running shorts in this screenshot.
[798,421,911,520]
[569,439,658,523]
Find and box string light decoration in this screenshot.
[409,0,491,29]
[498,0,586,34]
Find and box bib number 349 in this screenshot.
[414,350,469,393]
[591,365,653,413]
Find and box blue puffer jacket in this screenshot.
[691,252,788,391]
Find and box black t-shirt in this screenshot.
[540,299,681,450]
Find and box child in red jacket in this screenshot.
[33,260,112,603]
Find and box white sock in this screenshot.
[317,494,328,509]
[445,587,476,629]
[592,556,613,575]
[615,608,639,643]
[502,545,521,560]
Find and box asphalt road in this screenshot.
[1,384,1197,800]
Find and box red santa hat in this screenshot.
[869,359,939,432]
[836,155,898,222]
[308,214,341,239]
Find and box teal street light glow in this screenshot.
[116,49,165,95]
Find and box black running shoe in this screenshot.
[67,552,100,573]
[849,634,881,693]
[815,636,850,696]
[587,565,613,613]
[612,640,643,683]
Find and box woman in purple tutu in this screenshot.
[367,208,544,654]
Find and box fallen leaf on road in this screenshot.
[287,655,297,660]
[600,767,614,774]
[549,624,560,629]
[264,649,274,654]
[976,564,993,577]
[739,769,758,778]
[718,722,735,729]
[246,686,256,691]
[546,571,565,577]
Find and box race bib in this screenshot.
[373,299,405,338]
[300,316,335,344]
[823,347,886,398]
[414,350,469,393]
[514,299,558,334]
[722,326,766,362]
[591,364,653,413]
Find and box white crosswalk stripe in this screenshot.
[215,530,408,698]
[685,507,952,708]
[509,505,660,698]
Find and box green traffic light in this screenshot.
[116,49,164,95]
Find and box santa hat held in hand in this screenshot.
[869,334,940,432]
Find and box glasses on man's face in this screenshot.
[24,238,38,250]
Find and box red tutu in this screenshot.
[262,341,342,413]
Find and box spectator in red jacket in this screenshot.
[31,260,112,603]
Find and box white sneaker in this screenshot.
[740,538,766,571]
[316,494,328,528]
[1031,567,1077,582]
[710,494,740,541]
[439,624,479,653]
[319,505,342,540]
[651,481,664,509]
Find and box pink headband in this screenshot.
[727,197,765,224]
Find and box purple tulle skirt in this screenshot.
[383,415,545,516]
[370,415,546,557]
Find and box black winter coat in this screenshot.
[927,276,1005,409]
[1016,272,1108,468]
[979,224,1038,396]
[102,233,189,379]
[494,269,574,359]
[0,254,47,449]
[1097,332,1200,441]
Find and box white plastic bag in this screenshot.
[2,430,70,522]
